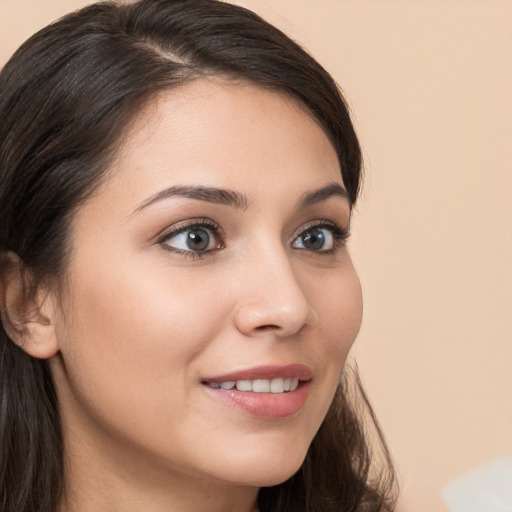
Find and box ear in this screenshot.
[0,252,60,359]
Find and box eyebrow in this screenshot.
[298,183,349,209]
[133,181,349,215]
[133,185,249,214]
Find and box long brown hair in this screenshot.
[0,1,397,510]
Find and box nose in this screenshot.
[233,247,318,338]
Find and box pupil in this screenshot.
[303,229,324,250]
[187,229,210,251]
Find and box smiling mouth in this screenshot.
[201,365,312,418]
[202,377,300,393]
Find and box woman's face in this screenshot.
[49,80,363,492]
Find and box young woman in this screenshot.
[0,1,397,511]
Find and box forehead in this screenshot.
[94,79,344,211]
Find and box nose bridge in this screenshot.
[233,240,317,337]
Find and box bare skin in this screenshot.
[37,80,363,512]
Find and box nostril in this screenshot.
[254,324,280,332]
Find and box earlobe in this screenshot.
[0,252,60,359]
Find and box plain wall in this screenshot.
[1,1,511,511]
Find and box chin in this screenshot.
[249,464,304,488]
[228,463,305,489]
[216,439,310,488]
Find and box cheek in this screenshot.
[56,257,226,418]
[53,257,241,479]
[311,266,362,405]
[296,263,363,428]
[312,264,363,360]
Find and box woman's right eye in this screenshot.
[159,223,223,256]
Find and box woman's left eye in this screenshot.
[160,223,222,255]
[291,223,348,252]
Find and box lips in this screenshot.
[201,364,312,419]
[202,363,312,383]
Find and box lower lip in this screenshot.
[203,381,311,419]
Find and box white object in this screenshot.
[443,455,512,512]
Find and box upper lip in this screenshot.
[202,364,312,383]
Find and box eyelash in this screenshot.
[158,219,223,258]
[157,219,350,259]
[292,221,350,255]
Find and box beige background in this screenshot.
[1,1,511,511]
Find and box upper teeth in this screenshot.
[206,378,299,393]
